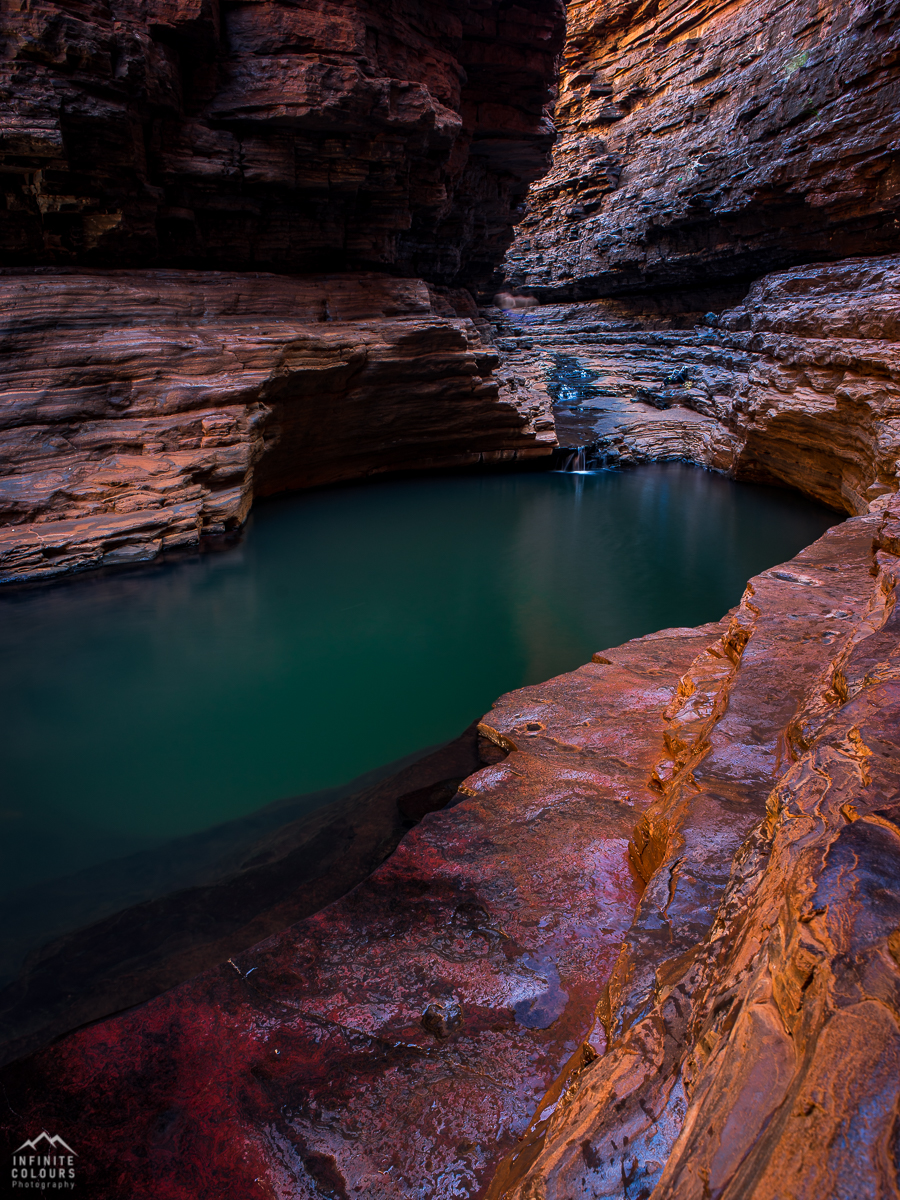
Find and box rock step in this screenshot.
[493,501,900,1200]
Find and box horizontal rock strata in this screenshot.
[0,269,555,583]
[0,0,564,286]
[502,0,900,297]
[490,254,900,513]
[3,488,899,1198]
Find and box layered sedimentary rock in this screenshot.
[0,269,554,582]
[491,253,900,513]
[501,0,900,298]
[490,497,900,1200]
[470,254,900,1195]
[4,488,899,1199]
[0,0,566,586]
[3,0,900,1192]
[0,0,564,287]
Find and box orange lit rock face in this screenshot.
[0,270,555,582]
[503,0,900,298]
[476,256,900,1195]
[492,498,900,1200]
[0,0,564,287]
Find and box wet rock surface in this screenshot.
[0,270,555,583]
[2,0,900,1192]
[0,0,564,287]
[490,500,900,1200]
[489,253,900,513]
[502,0,900,298]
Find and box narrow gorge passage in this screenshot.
[2,0,900,1193]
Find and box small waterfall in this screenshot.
[560,446,588,472]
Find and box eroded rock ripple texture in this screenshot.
[503,0,900,296]
[483,499,900,1200]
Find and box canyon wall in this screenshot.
[480,0,900,1187]
[501,0,900,298]
[0,270,554,583]
[2,0,900,1195]
[0,0,565,288]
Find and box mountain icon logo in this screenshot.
[12,1131,78,1156]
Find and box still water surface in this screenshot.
[2,464,838,893]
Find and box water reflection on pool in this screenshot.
[1,463,838,894]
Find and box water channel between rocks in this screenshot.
[3,464,836,899]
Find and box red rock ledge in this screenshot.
[0,269,555,583]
